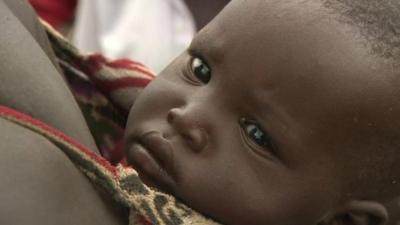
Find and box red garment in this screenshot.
[29,0,77,28]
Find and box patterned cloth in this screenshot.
[44,21,155,164]
[0,22,221,225]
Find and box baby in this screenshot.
[1,0,400,224]
[123,0,400,225]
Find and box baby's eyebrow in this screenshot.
[189,33,226,65]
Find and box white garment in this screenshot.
[73,0,196,73]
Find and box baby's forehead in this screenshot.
[192,0,400,90]
[194,0,346,56]
[193,1,368,77]
[210,0,400,61]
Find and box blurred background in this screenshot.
[29,0,230,73]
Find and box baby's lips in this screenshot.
[140,131,174,169]
[127,143,159,172]
[127,142,175,192]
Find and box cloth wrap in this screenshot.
[0,22,221,225]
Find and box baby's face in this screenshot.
[125,1,400,224]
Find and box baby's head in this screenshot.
[124,0,400,224]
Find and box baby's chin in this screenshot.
[137,171,174,194]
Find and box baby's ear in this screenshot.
[319,201,388,225]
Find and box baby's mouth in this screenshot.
[127,131,176,193]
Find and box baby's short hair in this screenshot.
[323,0,400,59]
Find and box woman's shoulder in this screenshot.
[0,117,126,225]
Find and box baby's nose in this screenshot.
[166,107,208,152]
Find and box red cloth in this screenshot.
[29,0,77,28]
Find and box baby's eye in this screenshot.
[190,57,211,84]
[240,118,275,152]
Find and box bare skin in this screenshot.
[0,118,126,225]
[2,0,59,67]
[0,1,125,224]
[125,0,400,225]
[0,0,99,152]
